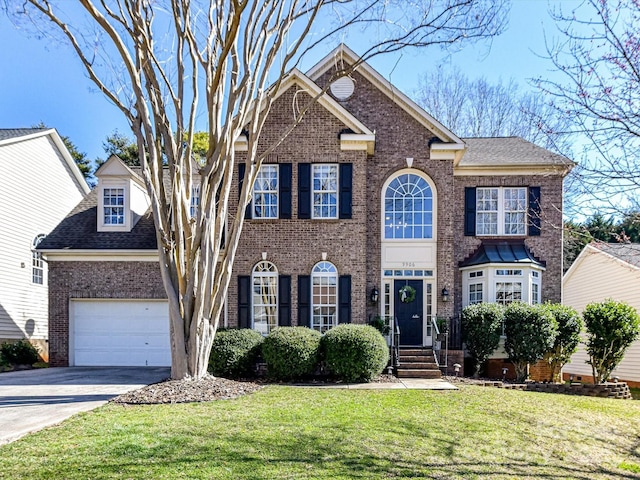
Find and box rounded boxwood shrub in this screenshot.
[322,324,389,382]
[208,329,264,378]
[262,327,322,380]
[0,339,40,365]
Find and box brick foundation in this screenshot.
[562,372,640,389]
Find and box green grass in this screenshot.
[1,386,640,479]
[631,387,640,400]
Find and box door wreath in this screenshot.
[399,285,416,303]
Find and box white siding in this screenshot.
[563,248,640,382]
[0,134,86,341]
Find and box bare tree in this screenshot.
[415,67,573,154]
[6,0,508,380]
[539,0,640,214]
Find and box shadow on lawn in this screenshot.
[78,426,640,480]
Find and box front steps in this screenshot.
[396,348,442,379]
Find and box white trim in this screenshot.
[40,250,159,262]
[339,133,375,155]
[454,165,571,176]
[306,44,462,144]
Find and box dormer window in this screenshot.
[104,188,125,225]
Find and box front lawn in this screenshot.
[1,386,639,479]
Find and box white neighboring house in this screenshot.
[0,128,89,360]
[563,242,640,386]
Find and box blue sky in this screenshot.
[0,1,579,163]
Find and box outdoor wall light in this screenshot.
[441,287,449,302]
[370,287,379,304]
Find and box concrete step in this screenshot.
[397,362,439,369]
[399,348,434,356]
[397,369,442,379]
[398,355,435,363]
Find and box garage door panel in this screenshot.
[72,300,171,367]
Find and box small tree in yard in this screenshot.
[583,300,640,384]
[504,303,557,383]
[543,303,583,383]
[461,303,503,378]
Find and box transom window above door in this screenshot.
[384,173,434,239]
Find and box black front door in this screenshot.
[394,279,423,346]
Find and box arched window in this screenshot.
[311,261,338,332]
[32,234,46,285]
[384,173,434,239]
[252,261,278,335]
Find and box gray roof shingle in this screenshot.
[591,242,640,269]
[459,137,573,167]
[37,188,158,250]
[0,128,48,142]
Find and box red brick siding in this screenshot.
[48,261,166,366]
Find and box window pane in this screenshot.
[253,165,279,219]
[384,174,433,239]
[312,165,338,219]
[252,261,278,335]
[311,261,338,332]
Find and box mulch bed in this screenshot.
[110,373,401,405]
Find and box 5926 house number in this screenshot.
[402,262,416,267]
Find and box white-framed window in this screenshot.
[32,234,46,285]
[384,173,434,239]
[103,187,125,225]
[476,187,526,236]
[469,283,483,304]
[311,261,338,332]
[312,164,338,219]
[495,282,522,305]
[252,261,278,335]
[531,270,541,304]
[253,165,279,219]
[462,266,543,307]
[190,185,200,218]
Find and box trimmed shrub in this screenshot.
[504,303,557,383]
[262,327,322,380]
[542,303,583,382]
[208,329,264,378]
[0,339,40,365]
[461,303,504,377]
[583,299,640,383]
[322,324,389,382]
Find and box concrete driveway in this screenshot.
[0,366,169,445]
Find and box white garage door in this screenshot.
[71,300,171,366]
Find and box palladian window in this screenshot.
[384,173,433,239]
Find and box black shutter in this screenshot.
[464,187,476,236]
[279,163,292,219]
[339,163,353,219]
[278,275,291,326]
[238,163,252,219]
[238,275,251,329]
[528,186,542,236]
[298,163,311,219]
[338,275,352,324]
[297,275,311,327]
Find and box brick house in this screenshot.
[39,45,572,371]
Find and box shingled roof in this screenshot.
[37,187,158,250]
[0,128,48,142]
[459,137,573,168]
[591,242,640,269]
